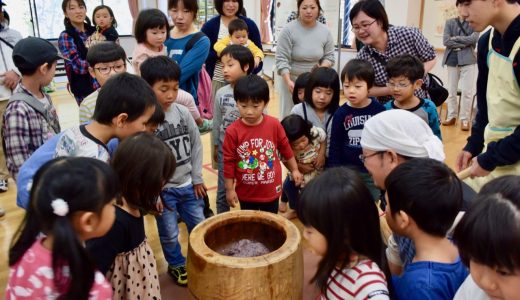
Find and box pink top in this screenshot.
[5,238,113,299]
[177,89,201,122]
[131,43,167,75]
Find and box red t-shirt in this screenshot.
[223,115,294,202]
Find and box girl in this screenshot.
[6,157,117,299]
[280,114,325,219]
[86,5,119,47]
[132,9,169,75]
[292,72,311,105]
[298,168,391,299]
[87,132,176,299]
[453,175,520,300]
[58,0,96,104]
[290,67,340,168]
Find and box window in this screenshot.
[3,0,133,39]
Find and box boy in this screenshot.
[384,54,442,140]
[17,73,157,209]
[214,19,263,68]
[223,75,303,213]
[328,59,385,200]
[385,158,468,299]
[140,56,205,287]
[79,42,127,124]
[212,45,254,213]
[3,37,61,180]
[456,0,520,190]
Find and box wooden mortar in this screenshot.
[187,210,303,300]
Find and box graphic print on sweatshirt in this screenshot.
[156,118,192,167]
[219,94,241,133]
[344,114,372,148]
[237,138,277,185]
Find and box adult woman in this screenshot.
[165,0,209,105]
[350,0,436,102]
[201,0,263,97]
[58,0,96,104]
[275,0,335,118]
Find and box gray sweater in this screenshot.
[276,20,335,77]
[156,103,203,188]
[212,84,239,146]
[442,18,479,66]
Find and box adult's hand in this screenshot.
[1,70,20,90]
[455,150,473,172]
[282,73,294,94]
[468,157,491,178]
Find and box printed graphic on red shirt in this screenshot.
[237,138,277,185]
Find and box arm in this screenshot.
[411,28,436,69]
[423,58,437,74]
[283,157,303,187]
[201,17,220,78]
[443,20,467,48]
[176,90,201,122]
[223,127,238,207]
[247,40,265,60]
[327,111,344,168]
[79,100,95,124]
[275,27,293,78]
[58,31,89,75]
[179,36,210,88]
[277,122,302,186]
[214,35,231,57]
[186,109,205,197]
[369,86,393,97]
[320,29,335,67]
[3,103,31,179]
[131,51,149,76]
[451,32,479,46]
[212,89,223,147]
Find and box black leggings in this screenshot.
[239,199,279,214]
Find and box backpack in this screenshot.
[185,32,213,119]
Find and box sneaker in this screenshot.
[442,117,456,126]
[198,119,212,135]
[0,179,8,193]
[461,119,470,131]
[168,265,188,286]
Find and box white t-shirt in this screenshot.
[453,275,490,300]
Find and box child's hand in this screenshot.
[226,190,239,207]
[314,153,326,170]
[292,170,303,187]
[254,57,261,68]
[193,183,207,199]
[155,199,164,215]
[213,145,219,163]
[298,162,315,174]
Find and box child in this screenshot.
[384,54,442,140]
[79,41,127,124]
[54,73,156,161]
[298,167,390,299]
[2,37,61,180]
[292,72,311,105]
[280,114,325,219]
[58,0,96,103]
[453,175,520,300]
[328,59,385,200]
[212,44,254,213]
[386,158,468,299]
[140,55,206,286]
[87,132,176,299]
[86,5,119,46]
[6,157,117,299]
[223,75,303,213]
[132,9,169,75]
[140,56,212,134]
[214,18,264,68]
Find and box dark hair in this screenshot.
[234,74,269,104]
[112,132,175,213]
[386,54,424,82]
[385,158,462,237]
[341,59,375,88]
[454,175,520,271]
[298,167,390,292]
[292,72,311,105]
[168,0,199,17]
[297,0,323,17]
[304,67,340,114]
[147,103,165,126]
[92,5,117,28]
[456,0,517,4]
[228,18,248,35]
[16,58,57,76]
[62,0,93,31]
[9,157,119,299]
[349,0,389,32]
[140,55,181,86]
[281,114,313,142]
[214,0,244,17]
[86,41,126,67]
[93,73,158,125]
[134,9,169,44]
[220,44,254,74]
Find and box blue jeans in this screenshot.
[216,144,229,214]
[283,176,300,210]
[155,185,205,267]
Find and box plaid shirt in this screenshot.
[357,26,436,102]
[2,84,60,179]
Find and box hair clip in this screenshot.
[51,198,69,217]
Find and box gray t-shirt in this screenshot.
[212,84,240,146]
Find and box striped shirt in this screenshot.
[319,260,389,300]
[212,19,228,83]
[79,89,99,124]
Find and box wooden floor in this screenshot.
[0,79,470,297]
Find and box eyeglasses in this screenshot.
[94,64,126,75]
[386,82,412,89]
[351,19,377,32]
[359,151,385,163]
